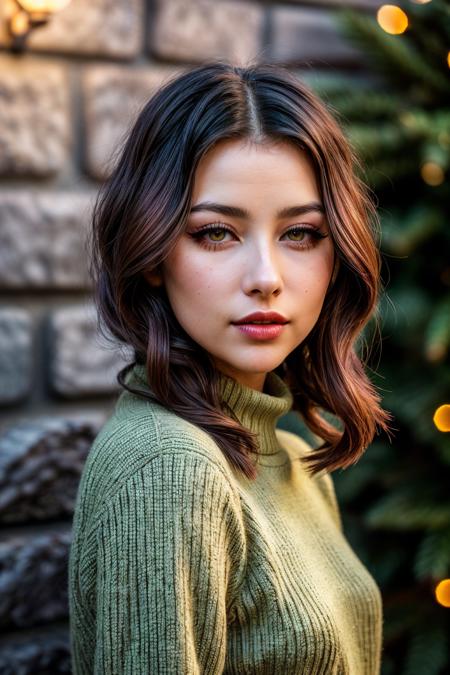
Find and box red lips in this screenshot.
[232,311,288,325]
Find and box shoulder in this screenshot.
[275,427,315,458]
[275,427,342,529]
[75,387,238,533]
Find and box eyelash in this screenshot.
[188,222,328,251]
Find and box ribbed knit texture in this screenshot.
[68,364,383,674]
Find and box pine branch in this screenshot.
[404,622,448,675]
[363,156,419,188]
[379,206,443,255]
[334,8,449,95]
[327,90,403,122]
[414,528,450,581]
[366,493,450,530]
[424,295,450,362]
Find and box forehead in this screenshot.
[192,138,320,201]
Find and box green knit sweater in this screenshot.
[68,364,383,674]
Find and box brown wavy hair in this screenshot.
[89,59,394,480]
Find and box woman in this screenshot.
[69,60,393,674]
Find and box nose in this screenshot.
[242,241,283,298]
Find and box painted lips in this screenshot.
[232,323,286,340]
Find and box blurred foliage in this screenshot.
[280,1,450,673]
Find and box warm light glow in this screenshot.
[10,9,30,35]
[411,0,432,4]
[377,5,409,35]
[435,579,450,608]
[425,343,446,363]
[433,404,450,432]
[421,161,445,186]
[4,0,18,19]
[17,0,72,14]
[8,0,72,46]
[447,51,450,69]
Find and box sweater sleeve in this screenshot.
[91,450,246,675]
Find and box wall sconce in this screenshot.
[6,0,72,53]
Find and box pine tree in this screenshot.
[279,1,450,672]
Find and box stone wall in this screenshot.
[0,0,379,670]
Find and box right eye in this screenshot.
[188,223,235,249]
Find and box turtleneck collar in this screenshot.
[218,370,293,456]
[126,364,294,457]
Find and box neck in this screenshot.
[218,370,293,456]
[214,367,267,393]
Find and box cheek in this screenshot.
[162,246,221,307]
[292,250,334,298]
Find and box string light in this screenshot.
[377,5,409,35]
[9,9,29,35]
[420,161,445,186]
[435,579,450,608]
[433,405,450,432]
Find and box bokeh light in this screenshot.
[435,579,450,608]
[433,405,450,432]
[10,9,30,35]
[421,161,445,186]
[377,5,409,35]
[17,0,72,13]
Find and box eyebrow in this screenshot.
[189,201,325,219]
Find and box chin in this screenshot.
[225,361,281,376]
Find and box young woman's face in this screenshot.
[154,138,335,391]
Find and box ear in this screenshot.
[144,270,164,287]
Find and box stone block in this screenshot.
[0,0,144,60]
[150,0,264,65]
[0,415,103,523]
[0,631,70,675]
[0,531,71,629]
[274,0,380,8]
[0,56,70,177]
[0,308,32,405]
[83,64,183,180]
[270,5,367,67]
[48,303,132,397]
[0,191,95,289]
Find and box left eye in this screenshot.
[207,228,229,242]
